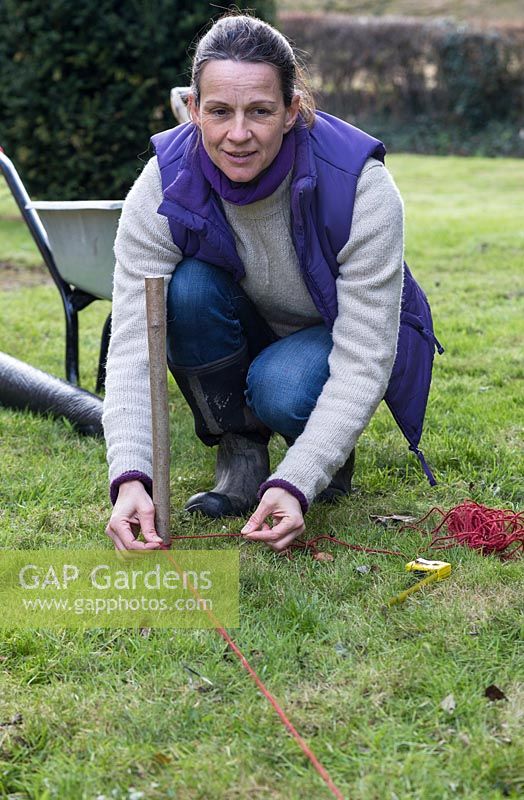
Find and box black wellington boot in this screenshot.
[315,449,356,504]
[169,343,271,518]
[184,432,270,518]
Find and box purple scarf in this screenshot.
[198,128,296,206]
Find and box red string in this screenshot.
[295,534,405,559]
[404,501,524,560]
[167,531,405,559]
[159,543,346,800]
[213,625,345,800]
[158,530,403,798]
[157,500,520,795]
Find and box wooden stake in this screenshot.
[145,276,171,545]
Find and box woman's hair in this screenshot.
[190,14,316,127]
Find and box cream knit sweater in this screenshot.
[103,154,404,506]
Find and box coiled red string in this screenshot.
[405,501,524,559]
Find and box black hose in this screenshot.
[0,351,103,437]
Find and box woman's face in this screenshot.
[188,60,300,183]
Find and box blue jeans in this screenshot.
[166,258,332,442]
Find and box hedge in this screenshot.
[0,1,275,199]
[279,13,524,156]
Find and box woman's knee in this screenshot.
[167,258,234,334]
[246,390,305,440]
[245,337,330,438]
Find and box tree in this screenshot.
[0,1,275,198]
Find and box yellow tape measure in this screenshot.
[387,558,452,607]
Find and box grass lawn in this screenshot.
[0,154,523,800]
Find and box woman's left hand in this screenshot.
[241,488,305,553]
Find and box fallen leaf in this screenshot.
[196,683,215,694]
[369,514,417,526]
[355,564,379,574]
[457,732,470,747]
[152,752,172,765]
[0,712,22,728]
[313,552,334,562]
[183,663,214,691]
[485,684,507,702]
[0,655,7,662]
[139,627,151,638]
[440,694,456,714]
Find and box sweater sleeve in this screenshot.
[102,156,182,487]
[264,159,404,506]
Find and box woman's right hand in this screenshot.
[105,480,164,551]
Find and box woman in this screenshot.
[103,14,437,554]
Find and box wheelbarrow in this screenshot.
[0,148,122,392]
[0,88,191,391]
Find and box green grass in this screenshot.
[0,155,523,800]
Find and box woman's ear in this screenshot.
[187,93,201,127]
[283,93,301,133]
